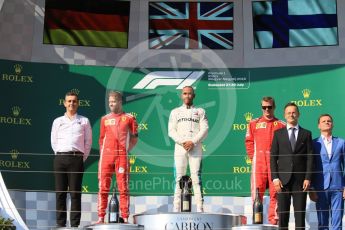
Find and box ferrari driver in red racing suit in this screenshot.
[97,91,138,224]
[245,97,285,225]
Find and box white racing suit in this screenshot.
[168,104,208,211]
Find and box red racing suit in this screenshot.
[245,116,285,224]
[98,112,138,219]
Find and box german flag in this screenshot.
[43,0,130,48]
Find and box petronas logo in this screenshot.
[12,106,21,117]
[14,64,23,75]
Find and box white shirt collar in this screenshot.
[182,104,194,109]
[321,135,332,142]
[64,113,78,120]
[286,123,299,131]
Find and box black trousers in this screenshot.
[54,154,84,227]
[278,176,307,230]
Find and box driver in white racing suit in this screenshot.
[168,86,209,212]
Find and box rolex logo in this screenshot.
[130,112,138,119]
[12,106,21,117]
[232,112,252,131]
[129,155,148,173]
[70,88,80,95]
[129,155,137,165]
[233,157,252,174]
[291,88,321,107]
[244,112,253,123]
[10,149,19,160]
[2,64,33,83]
[302,89,311,99]
[14,64,23,75]
[1,149,30,169]
[0,106,32,126]
[245,156,252,165]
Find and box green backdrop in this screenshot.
[1,59,344,196]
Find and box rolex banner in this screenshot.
[0,59,344,196]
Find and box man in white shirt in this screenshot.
[51,91,92,228]
[168,86,208,212]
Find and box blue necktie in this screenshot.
[289,128,296,152]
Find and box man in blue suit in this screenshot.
[310,114,345,230]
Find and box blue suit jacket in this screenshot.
[312,136,345,190]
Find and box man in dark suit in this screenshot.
[270,102,313,229]
[310,114,345,230]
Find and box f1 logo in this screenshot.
[133,71,205,89]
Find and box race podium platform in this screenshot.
[83,223,144,230]
[133,212,246,230]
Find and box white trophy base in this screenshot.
[133,212,246,230]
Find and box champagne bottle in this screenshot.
[108,185,119,223]
[253,188,263,224]
[180,176,191,212]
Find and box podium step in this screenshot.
[133,212,246,230]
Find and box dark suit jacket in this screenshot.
[312,136,345,190]
[270,126,313,185]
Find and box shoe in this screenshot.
[268,217,279,225]
[269,220,278,225]
[123,218,128,223]
[95,217,104,224]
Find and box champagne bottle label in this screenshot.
[183,201,189,211]
[254,213,262,223]
[110,213,118,222]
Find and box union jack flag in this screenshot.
[149,2,233,49]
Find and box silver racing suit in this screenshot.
[168,104,209,211]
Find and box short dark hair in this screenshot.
[284,102,299,113]
[318,114,333,124]
[261,96,276,108]
[182,86,195,94]
[108,91,122,101]
[65,91,79,100]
